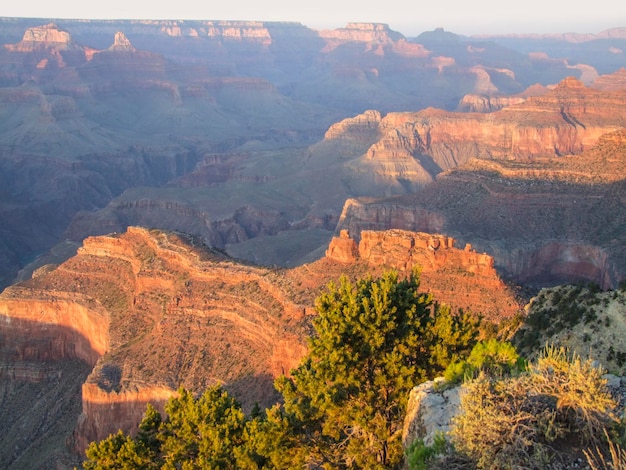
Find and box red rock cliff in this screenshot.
[375,77,626,165]
[0,227,310,454]
[324,229,519,320]
[0,224,524,459]
[336,130,626,289]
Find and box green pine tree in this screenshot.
[277,269,479,469]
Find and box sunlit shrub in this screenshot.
[451,346,618,469]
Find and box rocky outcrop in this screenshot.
[319,23,404,43]
[457,93,527,112]
[324,109,384,141]
[366,77,626,166]
[358,231,491,275]
[325,229,358,262]
[337,130,626,289]
[402,379,461,448]
[6,23,76,51]
[3,23,86,67]
[108,31,135,51]
[204,21,273,45]
[318,77,626,200]
[324,229,519,320]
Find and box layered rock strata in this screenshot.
[324,229,518,320]
[0,225,520,464]
[0,227,309,456]
[336,130,626,289]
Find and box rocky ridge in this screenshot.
[312,75,626,200]
[337,129,626,289]
[0,227,310,460]
[0,225,520,466]
[1,20,625,290]
[319,22,404,43]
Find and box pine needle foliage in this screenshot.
[83,270,480,470]
[278,269,479,469]
[83,385,246,470]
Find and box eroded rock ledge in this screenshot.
[325,229,518,320]
[0,226,520,460]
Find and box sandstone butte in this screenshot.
[336,129,626,290]
[0,226,519,460]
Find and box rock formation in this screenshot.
[324,229,518,320]
[456,83,551,112]
[369,76,626,166]
[204,21,273,44]
[108,31,135,51]
[319,23,404,43]
[456,93,527,112]
[0,225,520,465]
[309,75,626,201]
[6,23,77,51]
[402,379,461,448]
[337,129,626,289]
[0,227,311,460]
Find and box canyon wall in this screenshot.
[338,200,623,290]
[72,384,177,455]
[0,225,522,465]
[0,227,312,459]
[360,77,626,172]
[324,229,518,320]
[0,290,109,367]
[336,130,626,289]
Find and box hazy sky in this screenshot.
[1,0,624,37]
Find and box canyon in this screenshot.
[68,74,626,289]
[0,16,626,468]
[0,20,626,289]
[0,226,519,466]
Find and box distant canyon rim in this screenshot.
[0,17,625,467]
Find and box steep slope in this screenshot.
[0,23,337,288]
[63,74,626,271]
[513,284,626,375]
[0,226,519,466]
[337,129,626,289]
